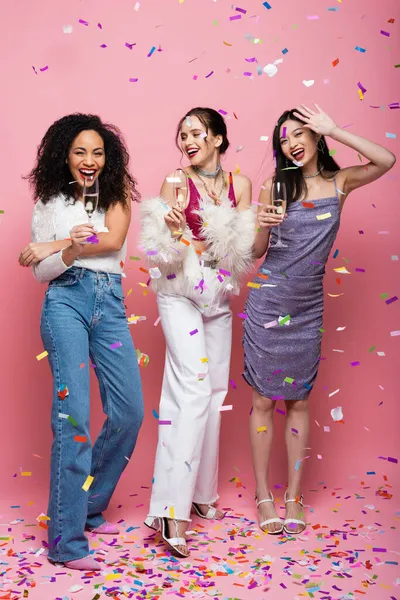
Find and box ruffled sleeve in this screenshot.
[31,199,70,283]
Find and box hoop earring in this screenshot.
[317,138,325,152]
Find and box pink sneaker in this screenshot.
[64,556,101,571]
[86,521,120,535]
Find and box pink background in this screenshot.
[1,0,399,551]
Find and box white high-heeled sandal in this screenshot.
[255,492,284,534]
[283,491,306,535]
[144,516,189,558]
[192,503,225,520]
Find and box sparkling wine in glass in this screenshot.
[82,177,99,243]
[270,180,288,248]
[173,169,187,209]
[83,177,99,221]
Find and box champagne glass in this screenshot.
[83,176,99,221]
[269,180,288,248]
[173,169,187,208]
[83,177,99,243]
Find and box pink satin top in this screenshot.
[184,172,237,241]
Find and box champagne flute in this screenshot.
[269,180,288,248]
[82,177,99,243]
[83,176,99,221]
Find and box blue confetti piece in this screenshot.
[152,409,159,419]
[304,382,312,390]
[328,7,339,10]
[147,46,156,58]
[355,46,366,53]
[386,132,396,139]
[282,47,288,54]
[333,248,339,258]
[263,1,272,9]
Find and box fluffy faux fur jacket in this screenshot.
[139,196,256,296]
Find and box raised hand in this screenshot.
[258,204,285,229]
[293,104,337,137]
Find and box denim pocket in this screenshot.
[49,273,80,288]
[109,280,125,301]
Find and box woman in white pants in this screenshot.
[140,107,255,557]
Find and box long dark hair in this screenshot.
[175,107,230,155]
[272,109,340,204]
[26,113,140,208]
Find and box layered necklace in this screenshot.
[192,164,226,204]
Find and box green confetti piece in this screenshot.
[0,210,4,214]
[368,345,376,352]
[67,415,78,427]
[395,64,400,68]
[320,327,325,333]
[380,293,389,299]
[129,256,141,260]
[279,314,291,326]
[213,19,218,26]
[284,377,295,384]
[329,149,337,156]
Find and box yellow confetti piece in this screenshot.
[316,212,332,220]
[138,282,148,287]
[106,573,120,580]
[82,475,94,492]
[200,357,209,363]
[36,351,48,361]
[234,164,240,174]
[358,89,364,100]
[223,41,233,46]
[257,426,267,433]
[334,267,351,274]
[247,282,261,289]
[169,506,175,518]
[21,472,32,476]
[328,293,344,297]
[37,514,50,521]
[127,288,132,296]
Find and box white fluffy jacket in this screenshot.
[139,196,256,295]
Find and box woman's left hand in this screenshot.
[19,241,57,266]
[293,104,338,137]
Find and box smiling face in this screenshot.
[279,119,318,168]
[67,129,105,187]
[179,115,222,167]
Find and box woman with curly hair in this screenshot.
[19,114,144,570]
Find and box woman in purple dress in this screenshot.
[243,104,395,535]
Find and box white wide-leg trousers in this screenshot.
[148,267,232,521]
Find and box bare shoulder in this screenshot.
[232,172,251,188]
[261,177,273,192]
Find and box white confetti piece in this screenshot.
[329,389,340,397]
[377,351,385,356]
[219,405,233,411]
[332,349,344,352]
[316,212,332,220]
[260,135,269,141]
[330,406,343,421]
[263,63,278,77]
[63,25,73,34]
[336,326,346,331]
[390,330,400,337]
[364,504,375,510]
[134,1,140,10]
[323,425,330,432]
[302,79,315,87]
[154,316,161,327]
[58,413,69,419]
[317,454,322,459]
[149,267,161,279]
[69,585,84,593]
[334,266,351,274]
[236,145,244,152]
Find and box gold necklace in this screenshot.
[195,169,226,204]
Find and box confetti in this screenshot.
[82,475,94,491]
[36,350,48,361]
[331,406,344,421]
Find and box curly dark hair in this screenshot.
[26,113,140,208]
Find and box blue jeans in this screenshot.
[40,267,144,562]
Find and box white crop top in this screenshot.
[31,194,127,283]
